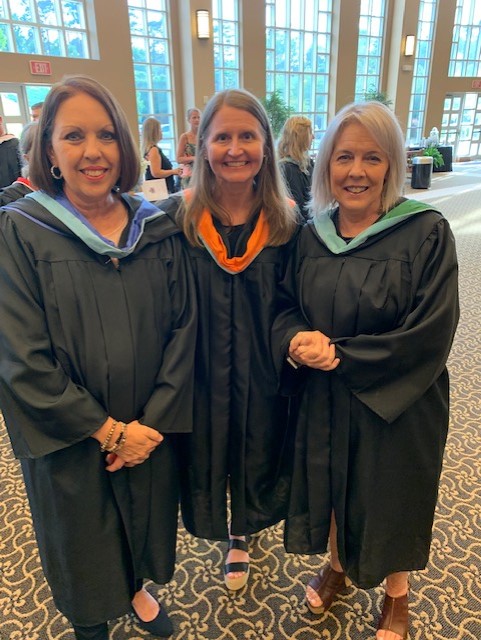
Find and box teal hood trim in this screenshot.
[25,191,164,258]
[312,199,441,254]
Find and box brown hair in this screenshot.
[178,89,297,246]
[30,75,140,196]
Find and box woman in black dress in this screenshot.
[141,116,181,194]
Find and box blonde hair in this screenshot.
[178,89,297,247]
[141,116,161,158]
[278,116,313,172]
[311,101,406,215]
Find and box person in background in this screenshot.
[0,75,196,640]
[272,101,459,640]
[176,107,201,188]
[0,115,21,189]
[30,102,44,122]
[141,116,181,194]
[0,122,38,206]
[160,89,299,592]
[277,115,314,220]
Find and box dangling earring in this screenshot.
[50,165,63,180]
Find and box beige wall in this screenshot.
[0,0,479,144]
[0,0,138,137]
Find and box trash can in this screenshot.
[411,155,433,189]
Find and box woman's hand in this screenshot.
[93,419,164,472]
[289,330,340,371]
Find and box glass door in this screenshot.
[0,84,27,138]
[441,92,481,160]
[0,83,51,137]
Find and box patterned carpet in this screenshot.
[1,164,481,639]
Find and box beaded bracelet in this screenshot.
[100,420,118,452]
[109,422,128,453]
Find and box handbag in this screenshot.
[142,178,168,202]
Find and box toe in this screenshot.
[306,585,322,608]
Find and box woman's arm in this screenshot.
[140,234,197,432]
[147,145,181,180]
[334,218,459,423]
[0,215,109,458]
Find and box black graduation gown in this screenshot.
[161,195,296,540]
[0,136,21,189]
[0,180,32,207]
[0,194,196,625]
[279,159,313,221]
[272,205,459,588]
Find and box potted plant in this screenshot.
[363,88,393,107]
[261,91,294,138]
[422,144,445,170]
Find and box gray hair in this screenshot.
[19,122,38,177]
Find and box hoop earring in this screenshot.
[50,165,63,180]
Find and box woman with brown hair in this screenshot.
[0,75,196,640]
[160,88,299,591]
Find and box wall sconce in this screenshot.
[196,10,210,39]
[404,34,415,56]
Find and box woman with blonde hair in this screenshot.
[273,101,459,640]
[278,115,314,220]
[141,116,180,195]
[160,88,299,592]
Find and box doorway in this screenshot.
[0,83,51,137]
[441,92,481,161]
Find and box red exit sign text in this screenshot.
[29,60,52,75]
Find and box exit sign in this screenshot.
[29,60,52,75]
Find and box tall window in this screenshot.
[354,0,386,101]
[406,0,438,145]
[128,0,175,158]
[449,0,481,76]
[0,0,92,58]
[265,0,333,145]
[213,0,240,91]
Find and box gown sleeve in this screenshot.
[271,233,311,395]
[0,214,108,459]
[334,217,459,423]
[140,236,197,433]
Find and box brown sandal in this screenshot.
[377,592,409,639]
[306,566,346,614]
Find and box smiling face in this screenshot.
[329,122,389,220]
[204,105,265,191]
[48,92,120,210]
